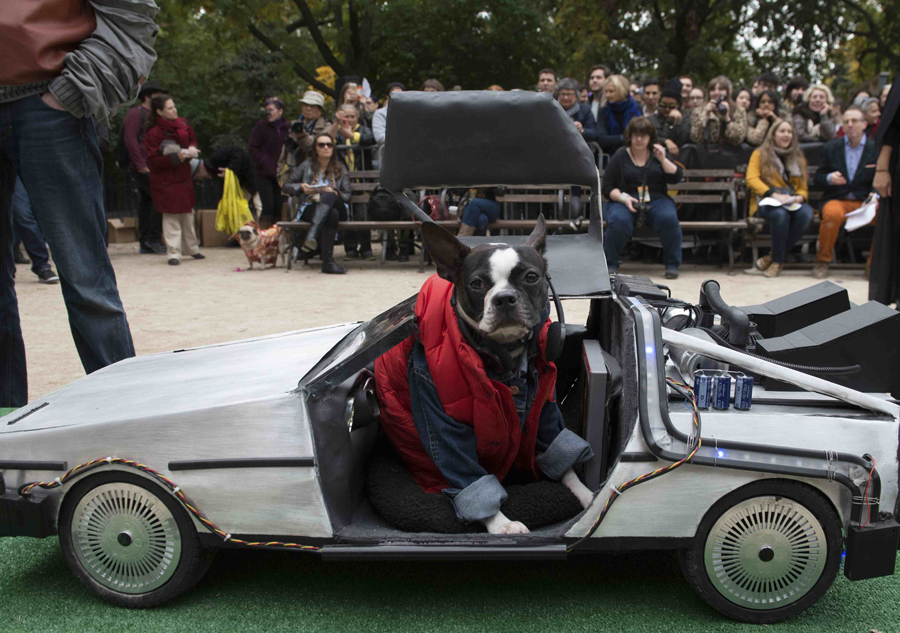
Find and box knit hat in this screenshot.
[298,91,326,108]
[661,78,683,104]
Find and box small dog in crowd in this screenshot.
[376,215,595,535]
[236,222,287,269]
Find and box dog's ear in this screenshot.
[421,222,470,282]
[524,213,547,255]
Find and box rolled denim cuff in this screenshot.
[536,429,594,481]
[445,475,508,522]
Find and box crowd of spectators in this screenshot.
[115,65,892,280]
[227,67,891,279]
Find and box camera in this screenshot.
[634,201,651,228]
[716,97,729,116]
[291,121,305,134]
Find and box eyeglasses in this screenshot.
[317,142,334,148]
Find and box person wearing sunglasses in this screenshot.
[283,134,352,274]
[648,78,691,156]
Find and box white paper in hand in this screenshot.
[845,194,879,232]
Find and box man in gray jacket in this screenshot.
[0,0,160,406]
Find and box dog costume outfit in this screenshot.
[375,275,593,522]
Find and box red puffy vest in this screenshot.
[374,275,557,493]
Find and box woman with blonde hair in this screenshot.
[792,84,837,142]
[596,74,643,153]
[745,119,814,277]
[690,75,747,145]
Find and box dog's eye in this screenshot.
[525,272,541,283]
[469,279,485,291]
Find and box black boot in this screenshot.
[319,221,346,274]
[301,200,331,253]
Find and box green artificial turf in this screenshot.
[0,537,897,633]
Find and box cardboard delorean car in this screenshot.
[1,92,897,623]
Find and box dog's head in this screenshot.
[236,222,260,250]
[422,215,548,344]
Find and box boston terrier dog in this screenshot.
[420,215,594,535]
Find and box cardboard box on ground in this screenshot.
[106,218,137,243]
[197,209,231,247]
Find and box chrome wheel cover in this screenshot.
[704,496,827,610]
[71,482,182,594]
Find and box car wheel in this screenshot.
[678,479,843,624]
[58,471,215,607]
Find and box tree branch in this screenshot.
[290,0,347,75]
[247,22,335,96]
[285,13,337,33]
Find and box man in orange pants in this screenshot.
[813,106,879,278]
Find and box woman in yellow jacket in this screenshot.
[746,118,814,277]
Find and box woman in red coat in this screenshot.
[144,94,204,266]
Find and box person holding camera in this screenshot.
[649,79,691,156]
[690,76,747,146]
[746,119,814,278]
[283,91,332,166]
[282,133,351,274]
[601,117,684,279]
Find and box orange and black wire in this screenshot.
[18,457,322,552]
[567,378,701,552]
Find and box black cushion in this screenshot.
[365,448,584,534]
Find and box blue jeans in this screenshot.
[603,198,683,269]
[754,203,815,264]
[461,198,501,235]
[1,95,135,406]
[12,177,51,274]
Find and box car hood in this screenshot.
[0,323,359,434]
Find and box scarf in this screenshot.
[565,102,581,118]
[154,116,192,148]
[773,146,801,179]
[605,96,643,136]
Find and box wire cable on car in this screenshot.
[567,378,702,552]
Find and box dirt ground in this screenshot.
[14,241,872,400]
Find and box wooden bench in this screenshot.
[597,167,747,269]
[277,218,585,272]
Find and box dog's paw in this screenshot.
[562,469,595,509]
[483,511,530,535]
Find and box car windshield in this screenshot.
[298,295,417,396]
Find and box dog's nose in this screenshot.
[491,291,518,309]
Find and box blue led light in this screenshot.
[645,345,655,355]
[717,450,725,458]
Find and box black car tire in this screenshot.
[678,479,843,624]
[58,470,215,608]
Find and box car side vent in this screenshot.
[6,402,49,426]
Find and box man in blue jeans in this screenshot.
[0,0,160,406]
[12,178,60,285]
